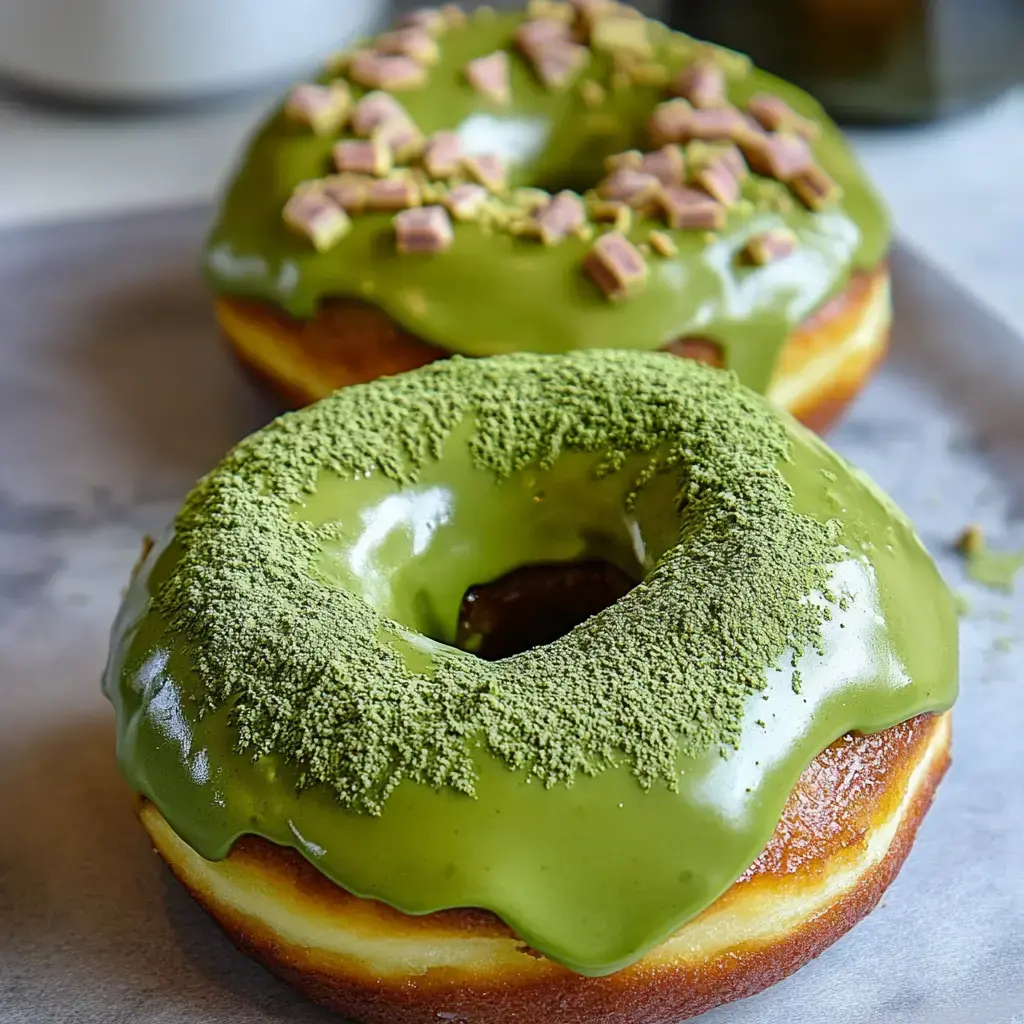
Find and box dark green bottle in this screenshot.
[665,0,1024,122]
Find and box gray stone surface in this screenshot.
[0,211,1021,1022]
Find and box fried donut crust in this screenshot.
[213,263,890,433]
[139,709,949,1024]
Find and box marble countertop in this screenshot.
[1,80,1022,337]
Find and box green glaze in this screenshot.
[204,9,890,394]
[104,356,955,978]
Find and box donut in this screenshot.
[104,351,956,1023]
[205,3,891,430]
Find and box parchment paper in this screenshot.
[0,210,1020,1023]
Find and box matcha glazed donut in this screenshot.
[207,2,892,429]
[105,351,956,1023]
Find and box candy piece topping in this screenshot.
[598,168,662,208]
[284,82,351,136]
[283,190,351,251]
[743,229,798,264]
[376,27,441,66]
[462,153,508,193]
[394,205,455,253]
[348,52,428,91]
[464,50,512,104]
[739,131,813,181]
[747,93,819,139]
[685,106,747,142]
[658,186,726,230]
[692,144,747,207]
[583,231,648,299]
[589,16,653,58]
[422,131,464,179]
[639,145,685,186]
[350,92,411,137]
[531,38,590,90]
[791,166,842,209]
[374,120,425,163]
[647,99,692,146]
[333,139,392,177]
[671,61,726,108]
[445,183,489,220]
[530,190,586,244]
[365,178,423,211]
[321,175,369,213]
[397,7,447,34]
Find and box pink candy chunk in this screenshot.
[685,106,747,142]
[530,40,589,90]
[375,27,440,65]
[532,190,585,244]
[322,175,370,213]
[422,131,464,179]
[444,183,489,220]
[658,186,726,230]
[747,93,819,138]
[639,145,685,187]
[365,178,422,211]
[282,191,351,251]
[583,231,648,300]
[464,51,512,105]
[394,205,455,253]
[462,153,508,193]
[598,168,662,207]
[647,99,693,146]
[515,17,573,58]
[348,51,428,91]
[740,131,813,181]
[332,139,392,177]
[671,62,726,109]
[397,7,447,34]
[350,91,411,137]
[284,82,351,135]
[743,229,798,265]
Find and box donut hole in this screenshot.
[453,558,639,661]
[301,425,682,664]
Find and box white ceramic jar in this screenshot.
[0,0,384,102]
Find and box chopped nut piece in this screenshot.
[365,178,423,211]
[605,149,643,173]
[350,91,412,137]
[376,28,440,66]
[598,168,662,209]
[740,131,813,181]
[580,79,607,107]
[791,165,841,209]
[333,139,392,177]
[283,191,351,251]
[464,51,511,105]
[671,61,726,108]
[658,186,726,230]
[694,42,752,78]
[640,145,685,186]
[747,93,819,138]
[444,183,489,220]
[583,231,648,300]
[647,99,693,146]
[956,523,985,556]
[397,7,447,34]
[742,229,797,265]
[530,190,586,244]
[374,120,424,162]
[531,40,590,90]
[348,52,428,91]
[613,205,633,233]
[321,174,370,213]
[284,81,351,136]
[648,229,678,257]
[395,205,455,253]
[587,197,627,222]
[589,16,653,58]
[571,0,619,29]
[421,131,463,179]
[462,153,508,193]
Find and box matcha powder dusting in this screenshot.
[158,351,843,814]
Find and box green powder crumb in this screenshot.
[159,352,844,815]
[956,524,1024,593]
[953,592,972,618]
[792,670,803,695]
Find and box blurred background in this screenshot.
[0,0,1021,323]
